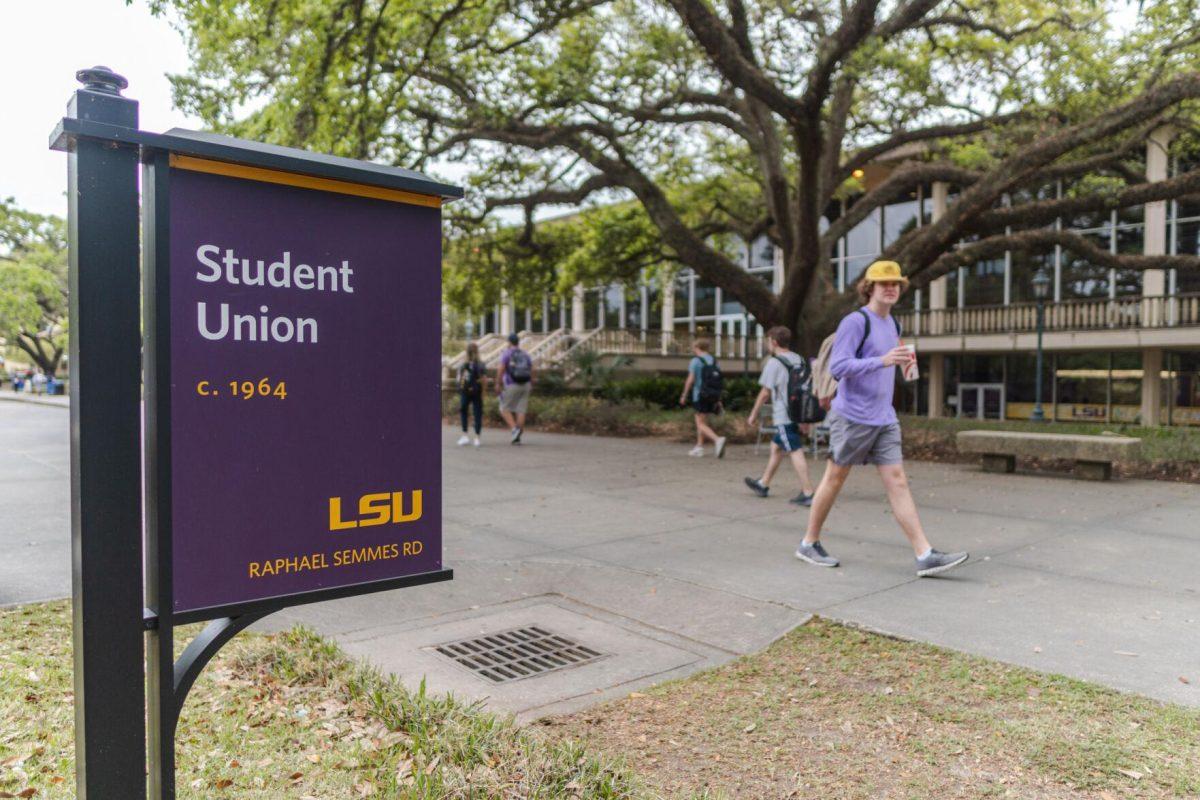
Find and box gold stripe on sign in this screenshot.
[169,153,442,208]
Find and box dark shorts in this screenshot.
[692,396,720,414]
[772,423,803,452]
[828,411,903,466]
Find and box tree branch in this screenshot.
[482,172,621,212]
[893,71,1200,275]
[838,111,1027,184]
[821,161,982,248]
[664,0,803,124]
[798,0,881,118]
[921,229,1200,285]
[970,169,1200,234]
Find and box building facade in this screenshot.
[469,129,1200,426]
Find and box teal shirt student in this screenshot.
[688,353,714,402]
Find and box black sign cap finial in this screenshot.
[76,66,128,96]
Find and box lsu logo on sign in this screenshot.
[329,490,423,531]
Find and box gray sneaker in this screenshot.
[789,492,814,507]
[744,477,769,498]
[915,549,969,577]
[715,436,728,459]
[795,540,839,568]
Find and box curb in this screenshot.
[0,394,69,409]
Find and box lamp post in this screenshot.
[1031,268,1051,422]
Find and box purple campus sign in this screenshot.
[167,163,443,614]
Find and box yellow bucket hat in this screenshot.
[863,260,909,286]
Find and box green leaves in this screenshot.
[0,199,68,374]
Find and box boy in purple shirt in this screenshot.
[796,261,969,577]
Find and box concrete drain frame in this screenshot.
[431,625,606,684]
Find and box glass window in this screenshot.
[673,276,691,322]
[946,267,962,308]
[1113,224,1144,297]
[530,301,546,332]
[646,280,663,327]
[1111,352,1141,406]
[694,281,717,318]
[1168,351,1200,418]
[721,295,745,315]
[603,286,622,328]
[845,255,874,285]
[1061,230,1111,299]
[585,289,602,329]
[964,257,1005,307]
[959,355,1005,383]
[1176,220,1200,294]
[1055,352,1110,406]
[845,207,881,257]
[1010,251,1053,304]
[749,235,775,270]
[624,287,643,330]
[883,199,919,247]
[1117,205,1145,227]
[1005,353,1054,405]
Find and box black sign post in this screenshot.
[52,66,458,799]
[62,66,147,799]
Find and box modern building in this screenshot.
[462,128,1200,426]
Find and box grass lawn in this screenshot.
[0,601,647,799]
[543,619,1200,800]
[7,602,1199,798]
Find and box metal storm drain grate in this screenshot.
[433,626,605,684]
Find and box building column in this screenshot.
[571,284,586,332]
[499,293,516,336]
[1139,126,1174,426]
[926,181,949,417]
[1142,348,1163,426]
[660,278,675,354]
[1143,126,1173,327]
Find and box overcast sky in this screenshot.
[0,1,200,218]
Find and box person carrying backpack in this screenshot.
[796,260,968,577]
[744,326,818,504]
[678,339,727,458]
[456,341,487,447]
[497,333,534,444]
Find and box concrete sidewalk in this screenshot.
[268,427,1200,720]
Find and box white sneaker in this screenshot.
[472,437,481,448]
[715,436,728,459]
[687,446,705,457]
[457,435,470,446]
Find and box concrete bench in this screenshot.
[955,430,1141,481]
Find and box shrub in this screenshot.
[722,376,761,411]
[607,375,685,408]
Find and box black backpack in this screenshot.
[507,349,533,384]
[697,357,724,402]
[854,309,902,358]
[775,355,824,424]
[461,361,483,396]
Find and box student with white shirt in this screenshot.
[743,326,817,505]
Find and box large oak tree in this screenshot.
[0,199,67,376]
[155,0,1200,338]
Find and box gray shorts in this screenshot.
[828,411,903,466]
[500,382,531,414]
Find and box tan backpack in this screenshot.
[811,332,839,410]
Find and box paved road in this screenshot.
[5,404,1199,716]
[0,400,70,606]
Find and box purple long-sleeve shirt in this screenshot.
[829,307,899,426]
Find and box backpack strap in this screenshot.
[855,309,871,359]
[854,309,902,358]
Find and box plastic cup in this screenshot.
[901,344,918,382]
